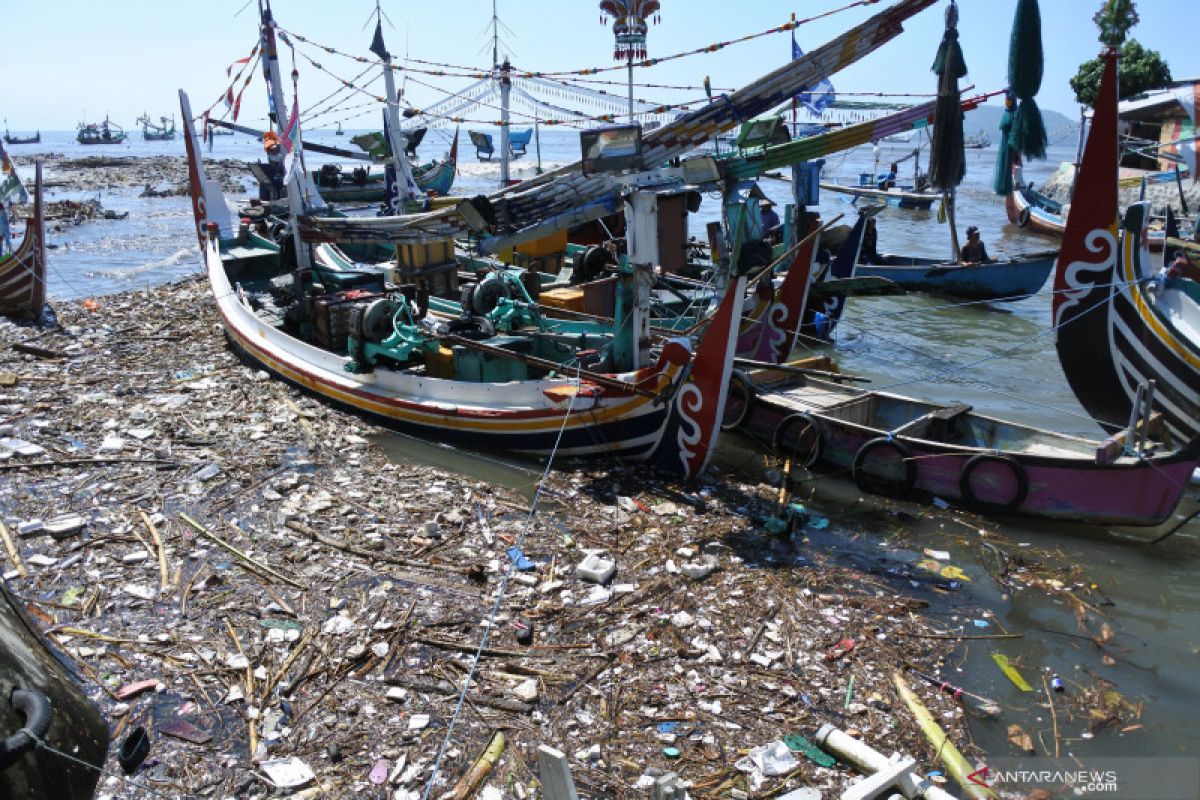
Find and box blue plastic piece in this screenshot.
[506,546,535,571]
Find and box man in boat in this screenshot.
[960,225,995,265]
[877,162,898,190]
[760,198,782,244]
[1165,250,1200,283]
[861,217,880,264]
[260,131,285,200]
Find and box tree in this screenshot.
[1070,39,1172,107]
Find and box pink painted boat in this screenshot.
[723,366,1200,527]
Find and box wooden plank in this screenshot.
[537,746,579,800]
[1095,412,1164,464]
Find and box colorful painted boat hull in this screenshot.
[0,162,46,320]
[1053,52,1200,444]
[1007,157,1170,249]
[180,89,735,478]
[729,372,1200,526]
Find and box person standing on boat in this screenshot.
[760,198,781,243]
[877,162,898,190]
[960,225,995,265]
[261,131,285,200]
[861,217,880,264]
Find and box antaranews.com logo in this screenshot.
[965,757,1199,799]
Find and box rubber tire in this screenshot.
[473,275,513,315]
[852,437,917,496]
[959,453,1028,514]
[1016,207,1031,228]
[577,245,614,284]
[771,413,822,468]
[720,370,756,431]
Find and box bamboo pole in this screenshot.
[179,513,306,589]
[140,511,170,591]
[226,618,257,756]
[450,731,506,800]
[1042,672,1061,758]
[892,671,996,800]
[0,521,28,579]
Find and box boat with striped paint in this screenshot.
[1053,49,1200,444]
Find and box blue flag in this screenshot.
[792,33,835,117]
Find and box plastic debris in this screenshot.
[992,653,1034,692]
[261,756,316,789]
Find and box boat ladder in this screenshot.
[1124,379,1156,457]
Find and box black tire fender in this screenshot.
[772,412,822,468]
[1016,207,1031,228]
[577,245,614,283]
[959,453,1028,514]
[720,370,757,431]
[473,275,513,315]
[852,436,917,495]
[0,688,53,769]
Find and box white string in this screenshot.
[22,728,202,800]
[420,368,582,799]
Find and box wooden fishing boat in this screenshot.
[76,116,126,145]
[137,113,176,141]
[3,130,39,145]
[723,364,1200,526]
[1005,156,1068,236]
[0,161,46,320]
[1006,156,1175,249]
[0,578,108,797]
[857,250,1056,302]
[1053,49,1200,444]
[181,89,737,478]
[819,179,939,210]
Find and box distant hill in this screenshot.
[962,103,1080,143]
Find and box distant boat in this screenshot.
[335,121,344,136]
[77,115,126,145]
[137,112,176,140]
[3,129,39,145]
[964,130,990,149]
[210,126,234,136]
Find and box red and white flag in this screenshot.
[227,56,251,77]
[280,95,299,153]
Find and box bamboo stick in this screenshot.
[450,731,506,800]
[179,513,306,590]
[1042,672,1061,759]
[892,672,996,800]
[0,521,28,579]
[139,511,170,591]
[226,618,257,756]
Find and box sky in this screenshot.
[0,0,1194,134]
